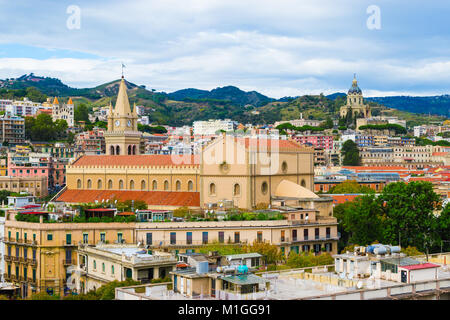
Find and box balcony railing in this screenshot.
[145,240,248,247]
[23,239,38,246]
[4,255,12,262]
[63,240,76,246]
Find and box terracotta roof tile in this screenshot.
[56,189,200,207]
[71,154,200,167]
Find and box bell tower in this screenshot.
[104,76,142,155]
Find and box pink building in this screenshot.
[7,151,62,189]
[293,135,334,151]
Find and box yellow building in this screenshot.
[340,75,371,119]
[2,214,135,297]
[57,76,315,210]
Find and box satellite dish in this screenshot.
[339,273,345,279]
[348,272,354,280]
[356,281,363,289]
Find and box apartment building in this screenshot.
[193,119,235,135]
[360,145,445,167]
[0,115,25,145]
[74,128,106,156]
[75,244,177,293]
[2,216,136,297]
[0,176,48,197]
[293,135,333,151]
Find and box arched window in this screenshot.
[152,180,157,190]
[281,161,288,173]
[261,182,268,195]
[111,265,114,275]
[97,179,102,189]
[209,183,216,195]
[102,263,105,273]
[188,180,194,191]
[233,183,240,196]
[87,179,92,189]
[116,145,120,155]
[93,260,96,270]
[77,179,81,189]
[119,180,124,190]
[128,145,132,155]
[176,180,181,191]
[301,179,306,187]
[110,146,115,155]
[141,180,146,190]
[164,180,169,191]
[132,145,137,155]
[108,180,113,190]
[129,180,134,190]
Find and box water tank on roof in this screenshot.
[237,265,248,274]
[389,246,401,253]
[373,246,387,255]
[196,261,209,274]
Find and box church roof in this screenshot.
[114,78,132,116]
[274,180,319,199]
[348,76,362,94]
[56,189,200,207]
[67,97,73,105]
[53,97,59,105]
[238,137,309,152]
[70,154,200,167]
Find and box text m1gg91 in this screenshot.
[223,304,270,315]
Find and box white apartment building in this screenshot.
[414,126,427,137]
[75,244,177,293]
[360,145,446,165]
[193,119,235,135]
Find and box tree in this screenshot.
[54,119,68,139]
[378,181,441,254]
[340,194,383,246]
[31,113,57,141]
[243,241,283,265]
[320,116,334,129]
[341,140,360,166]
[74,103,91,124]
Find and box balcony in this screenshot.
[12,256,20,262]
[27,278,37,285]
[23,239,38,246]
[63,240,76,247]
[4,255,12,262]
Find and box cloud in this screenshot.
[0,0,449,98]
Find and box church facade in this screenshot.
[340,76,371,119]
[57,77,316,210]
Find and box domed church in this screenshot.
[339,75,371,119]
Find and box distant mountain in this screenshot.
[326,92,347,100]
[366,95,450,117]
[168,85,274,107]
[1,74,447,126]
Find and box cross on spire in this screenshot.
[121,62,126,79]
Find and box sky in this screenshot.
[0,0,450,98]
